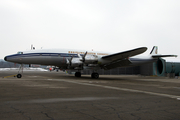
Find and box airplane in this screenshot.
[4,46,177,79]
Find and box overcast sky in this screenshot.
[0,0,180,61]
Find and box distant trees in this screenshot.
[0,59,20,68]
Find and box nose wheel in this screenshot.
[91,73,99,79]
[17,64,23,78]
[17,74,22,78]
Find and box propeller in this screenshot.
[80,51,87,62]
[66,52,88,69]
[66,57,73,67]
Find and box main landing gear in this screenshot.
[75,72,81,77]
[91,72,99,79]
[74,72,99,79]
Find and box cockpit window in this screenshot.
[17,52,23,54]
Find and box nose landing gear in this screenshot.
[17,64,23,78]
[17,74,22,78]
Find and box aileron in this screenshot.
[103,59,131,70]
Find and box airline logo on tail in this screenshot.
[150,46,177,58]
[150,46,158,54]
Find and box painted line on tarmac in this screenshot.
[7,97,119,103]
[3,74,17,78]
[50,79,180,100]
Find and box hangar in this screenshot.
[82,58,180,77]
[1,58,180,77]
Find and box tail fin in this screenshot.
[150,46,158,55]
[150,46,177,58]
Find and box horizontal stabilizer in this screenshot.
[150,46,177,58]
[152,55,177,58]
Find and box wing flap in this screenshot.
[103,59,131,70]
[102,47,147,61]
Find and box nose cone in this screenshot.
[4,56,7,61]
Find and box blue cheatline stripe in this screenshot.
[6,53,83,59]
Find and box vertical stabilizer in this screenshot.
[150,46,177,58]
[150,46,158,55]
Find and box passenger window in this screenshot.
[17,52,23,54]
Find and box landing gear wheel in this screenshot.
[17,74,22,78]
[75,72,81,77]
[91,73,99,79]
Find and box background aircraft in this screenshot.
[4,46,177,78]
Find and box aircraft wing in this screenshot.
[103,59,131,70]
[102,47,147,61]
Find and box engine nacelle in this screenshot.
[67,58,83,67]
[83,55,98,64]
[97,57,110,65]
[71,58,83,67]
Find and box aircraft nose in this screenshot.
[4,56,7,61]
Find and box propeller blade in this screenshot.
[82,51,87,62]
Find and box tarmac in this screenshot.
[0,70,180,120]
